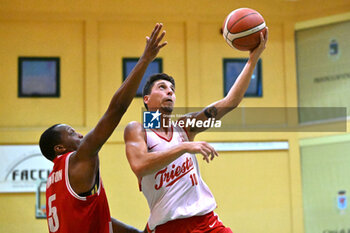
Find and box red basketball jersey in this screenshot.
[45,152,112,233]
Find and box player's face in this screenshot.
[145,80,176,113]
[55,124,83,152]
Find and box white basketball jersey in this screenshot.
[141,125,217,230]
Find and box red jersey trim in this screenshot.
[146,223,153,233]
[138,177,142,192]
[150,125,173,142]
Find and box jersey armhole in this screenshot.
[65,153,88,201]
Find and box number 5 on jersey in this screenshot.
[48,194,59,232]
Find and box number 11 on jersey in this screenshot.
[190,173,198,186]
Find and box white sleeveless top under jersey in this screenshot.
[141,125,217,230]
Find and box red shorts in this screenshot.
[147,211,233,233]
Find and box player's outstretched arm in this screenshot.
[69,23,167,193]
[77,23,167,159]
[183,28,268,140]
[216,28,268,113]
[124,122,218,178]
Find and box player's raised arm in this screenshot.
[76,23,167,160]
[183,29,268,140]
[68,23,167,193]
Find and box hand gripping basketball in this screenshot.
[222,8,267,51]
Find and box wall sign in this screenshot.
[0,145,52,193]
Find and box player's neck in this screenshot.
[157,115,172,136]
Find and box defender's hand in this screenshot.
[141,23,168,62]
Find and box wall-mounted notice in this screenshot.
[0,145,52,193]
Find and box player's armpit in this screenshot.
[124,121,149,178]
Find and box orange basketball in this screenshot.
[222,8,266,51]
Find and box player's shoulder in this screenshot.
[124,121,145,138]
[125,121,143,131]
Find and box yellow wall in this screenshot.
[202,150,292,232]
[0,21,85,127]
[0,1,350,233]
